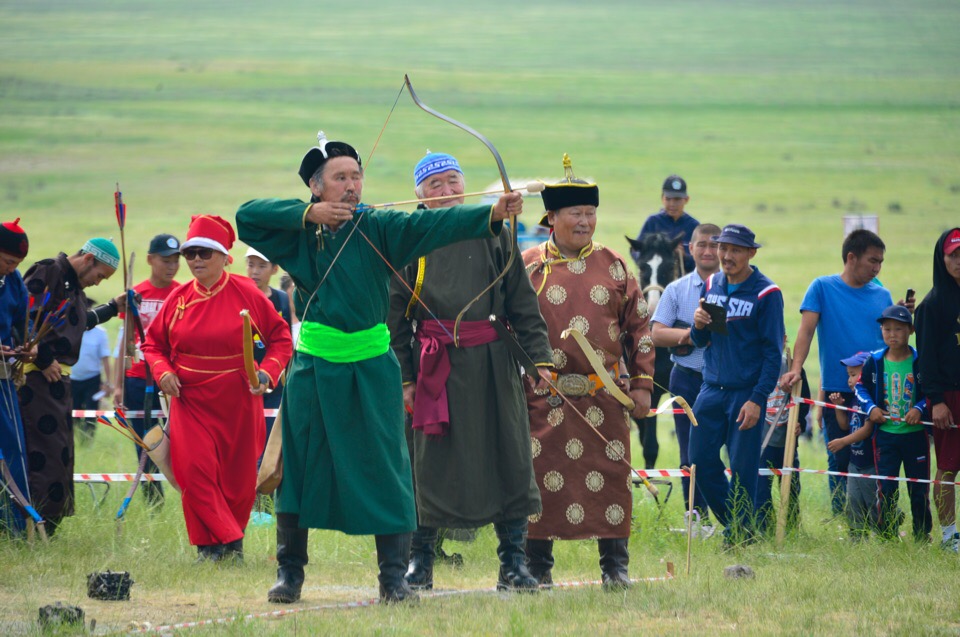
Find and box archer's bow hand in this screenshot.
[628,387,652,420]
[250,370,270,396]
[491,192,523,223]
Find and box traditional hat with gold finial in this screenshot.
[539,153,599,227]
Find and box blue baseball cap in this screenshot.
[712,224,762,249]
[839,351,869,367]
[877,305,912,326]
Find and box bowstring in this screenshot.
[296,80,407,335]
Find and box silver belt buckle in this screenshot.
[556,373,591,397]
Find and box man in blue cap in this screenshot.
[19,238,124,533]
[388,151,553,592]
[688,224,785,547]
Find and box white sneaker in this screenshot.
[940,533,959,553]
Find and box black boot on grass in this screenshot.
[405,526,437,590]
[494,519,539,593]
[377,533,418,603]
[267,514,309,604]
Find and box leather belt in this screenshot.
[550,362,620,398]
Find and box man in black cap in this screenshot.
[630,175,699,274]
[236,131,525,604]
[114,233,181,506]
[688,224,785,546]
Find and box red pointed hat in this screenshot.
[0,217,29,259]
[180,215,235,255]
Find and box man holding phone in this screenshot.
[779,229,908,517]
[688,224,785,547]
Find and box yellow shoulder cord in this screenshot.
[404,257,426,319]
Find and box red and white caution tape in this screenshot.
[75,467,957,487]
[630,467,956,486]
[75,473,167,483]
[72,409,280,418]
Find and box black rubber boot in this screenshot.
[524,538,555,588]
[376,533,418,603]
[267,514,309,604]
[598,538,630,591]
[224,537,244,562]
[494,519,539,593]
[195,544,225,563]
[405,526,437,590]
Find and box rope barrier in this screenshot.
[74,467,958,487]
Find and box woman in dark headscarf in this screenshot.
[916,227,960,552]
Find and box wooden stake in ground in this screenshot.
[776,378,802,545]
[686,464,696,575]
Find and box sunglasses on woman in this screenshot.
[182,247,216,261]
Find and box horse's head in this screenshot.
[625,232,684,311]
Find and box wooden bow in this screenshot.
[240,310,259,389]
[404,74,518,346]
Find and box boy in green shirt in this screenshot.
[854,305,931,540]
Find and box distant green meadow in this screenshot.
[1,0,960,633]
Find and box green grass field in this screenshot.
[1,0,959,634]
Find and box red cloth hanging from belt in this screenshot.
[414,319,498,436]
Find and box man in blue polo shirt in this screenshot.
[650,222,720,534]
[779,229,895,517]
[689,224,785,546]
[630,175,700,273]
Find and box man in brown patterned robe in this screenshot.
[522,155,654,589]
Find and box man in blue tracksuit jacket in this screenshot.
[689,224,785,543]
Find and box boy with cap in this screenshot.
[630,174,699,273]
[114,234,181,506]
[20,238,124,533]
[689,223,785,546]
[0,218,33,534]
[827,351,879,539]
[915,227,960,550]
[855,305,932,541]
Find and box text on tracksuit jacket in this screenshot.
[690,266,785,407]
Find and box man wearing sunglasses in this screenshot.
[237,132,526,605]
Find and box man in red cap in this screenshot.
[0,218,34,535]
[236,132,525,604]
[19,236,125,533]
[916,227,960,551]
[143,215,291,561]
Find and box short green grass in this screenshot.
[1,0,959,633]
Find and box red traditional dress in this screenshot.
[143,271,291,546]
[522,239,654,540]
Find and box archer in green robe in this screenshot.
[236,199,504,535]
